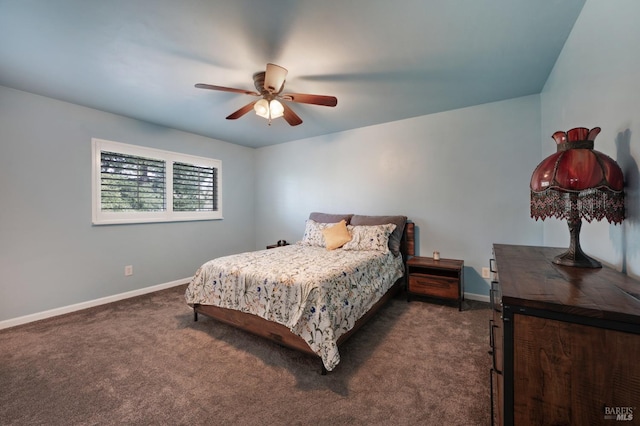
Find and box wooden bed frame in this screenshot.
[192,222,415,374]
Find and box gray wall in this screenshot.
[0,86,255,321]
[541,0,640,278]
[254,95,544,297]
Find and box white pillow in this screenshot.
[342,223,397,253]
[299,219,337,247]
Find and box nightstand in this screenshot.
[406,256,464,310]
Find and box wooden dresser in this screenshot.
[490,244,640,425]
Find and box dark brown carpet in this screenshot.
[0,285,491,425]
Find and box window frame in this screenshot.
[92,138,222,225]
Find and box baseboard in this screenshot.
[464,292,490,303]
[0,277,192,331]
[1,281,489,330]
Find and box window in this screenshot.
[92,138,222,225]
[172,162,218,212]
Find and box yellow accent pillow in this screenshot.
[322,220,352,250]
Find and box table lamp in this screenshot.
[530,127,625,268]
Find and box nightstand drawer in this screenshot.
[408,274,458,299]
[406,256,464,309]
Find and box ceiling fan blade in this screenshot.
[226,101,257,120]
[195,83,259,96]
[264,63,288,94]
[280,93,337,107]
[281,103,303,126]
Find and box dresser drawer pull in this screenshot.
[490,288,502,311]
[489,369,495,426]
[489,319,494,348]
[490,323,502,374]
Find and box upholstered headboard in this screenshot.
[307,212,414,259]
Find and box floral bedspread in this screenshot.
[185,244,404,371]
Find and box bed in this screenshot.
[185,213,415,373]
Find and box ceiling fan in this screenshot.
[195,63,338,126]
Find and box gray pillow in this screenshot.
[349,215,407,256]
[309,212,354,225]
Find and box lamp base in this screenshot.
[552,216,603,268]
[553,249,602,268]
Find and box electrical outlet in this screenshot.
[124,265,133,276]
[481,267,490,279]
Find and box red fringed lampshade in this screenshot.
[530,127,625,267]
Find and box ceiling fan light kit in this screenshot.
[254,99,284,124]
[195,63,337,127]
[269,100,284,117]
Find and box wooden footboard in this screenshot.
[193,222,415,373]
[194,277,404,373]
[193,303,317,356]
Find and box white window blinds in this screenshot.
[92,138,222,225]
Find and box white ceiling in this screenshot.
[0,0,585,148]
